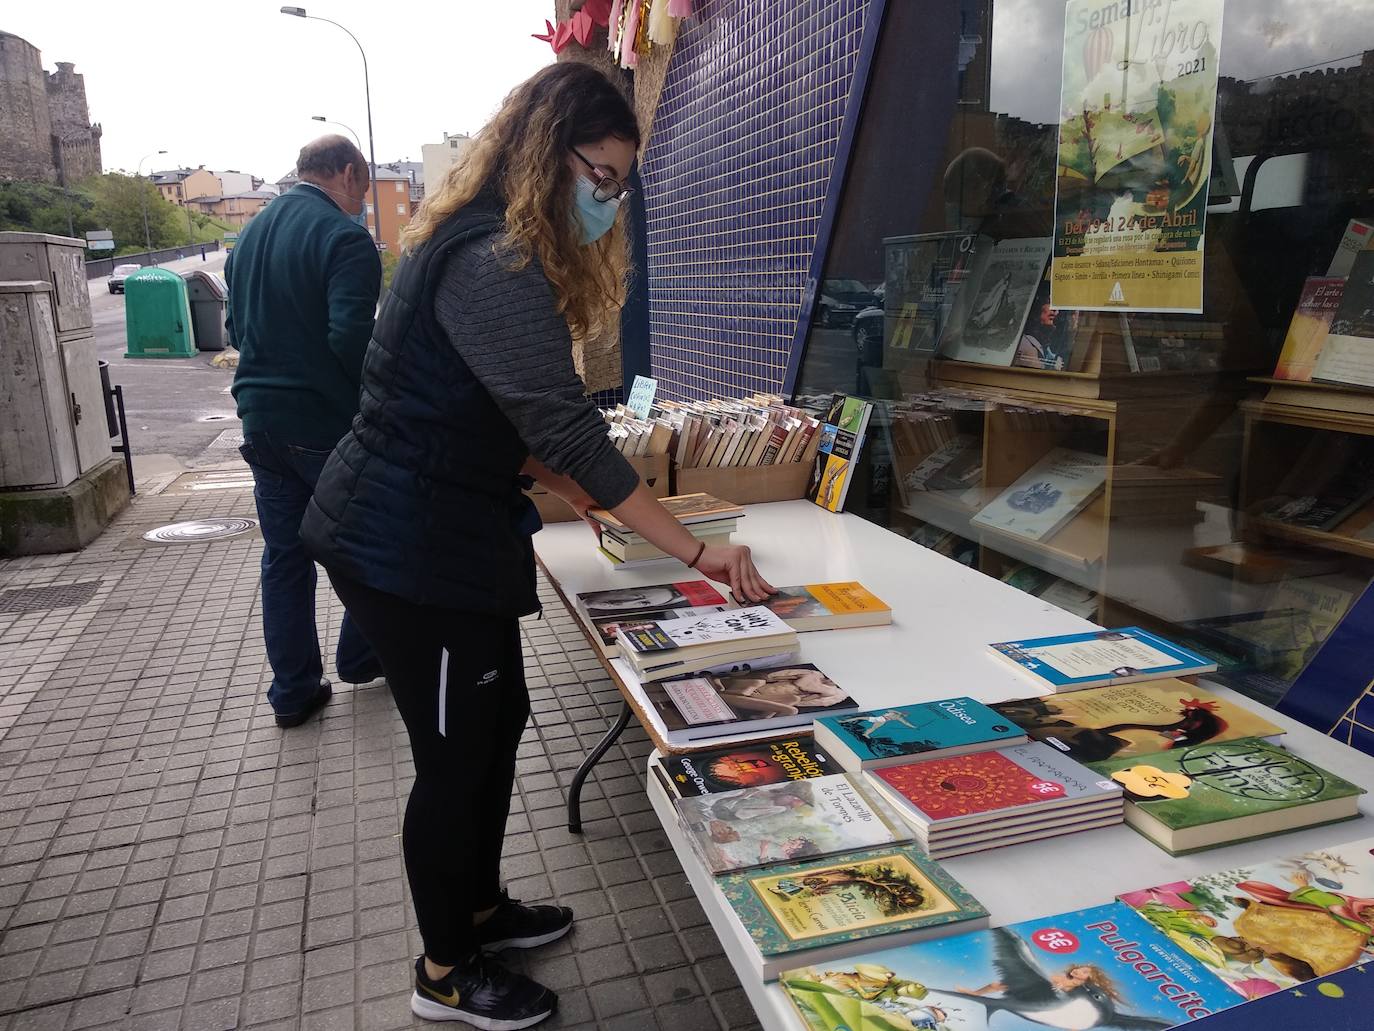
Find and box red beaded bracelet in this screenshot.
[686,540,706,569]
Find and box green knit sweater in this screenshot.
[227,184,381,447]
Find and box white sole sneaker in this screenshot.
[479,919,573,955]
[410,991,554,1028]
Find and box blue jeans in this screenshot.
[239,431,377,714]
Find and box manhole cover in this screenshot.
[198,414,236,423]
[0,580,102,614]
[142,518,258,543]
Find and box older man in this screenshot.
[227,135,382,727]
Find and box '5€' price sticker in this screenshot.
[1027,779,1066,799]
[1031,928,1080,954]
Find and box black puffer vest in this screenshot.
[301,196,542,615]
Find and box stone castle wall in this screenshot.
[0,33,102,184]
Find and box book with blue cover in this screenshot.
[782,901,1238,1031]
[814,698,1028,772]
[1182,961,1372,1030]
[989,626,1218,693]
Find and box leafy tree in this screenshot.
[82,173,182,251]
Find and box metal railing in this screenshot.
[85,240,222,280]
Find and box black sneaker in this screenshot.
[411,954,556,1028]
[274,681,332,729]
[476,893,574,954]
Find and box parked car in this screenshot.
[816,278,879,328]
[108,264,141,294]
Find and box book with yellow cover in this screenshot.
[741,582,893,632]
[1273,277,1344,381]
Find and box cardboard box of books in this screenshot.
[675,455,816,505]
[526,452,670,523]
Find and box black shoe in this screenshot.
[274,681,332,729]
[411,954,556,1028]
[476,893,574,954]
[337,659,385,685]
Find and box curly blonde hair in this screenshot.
[402,63,639,339]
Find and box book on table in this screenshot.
[653,735,838,799]
[988,626,1218,692]
[589,492,745,566]
[1174,959,1373,1030]
[1092,736,1365,856]
[572,580,733,655]
[715,843,988,980]
[814,697,1027,773]
[599,529,734,564]
[969,447,1107,543]
[781,901,1238,1031]
[675,773,909,874]
[615,605,800,681]
[640,661,856,746]
[989,680,1286,765]
[587,492,745,534]
[741,582,893,632]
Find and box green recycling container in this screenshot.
[124,267,196,358]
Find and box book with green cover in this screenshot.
[717,844,988,980]
[1092,738,1365,855]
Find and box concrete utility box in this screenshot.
[124,267,195,358]
[182,270,228,351]
[0,232,92,338]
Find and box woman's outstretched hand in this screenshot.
[695,543,776,604]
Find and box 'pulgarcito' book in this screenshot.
[988,626,1218,693]
[1094,737,1365,856]
[654,736,837,798]
[675,774,908,874]
[1119,835,1374,999]
[717,844,988,980]
[990,680,1285,765]
[814,698,1027,772]
[747,582,893,632]
[781,902,1238,1031]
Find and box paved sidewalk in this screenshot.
[0,471,759,1031]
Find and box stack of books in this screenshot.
[814,697,1027,772]
[863,740,1124,859]
[988,626,1219,693]
[573,580,734,656]
[615,605,800,682]
[588,492,744,568]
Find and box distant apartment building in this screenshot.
[421,132,471,193]
[152,166,220,206]
[186,190,275,228]
[367,166,418,253]
[214,170,262,195]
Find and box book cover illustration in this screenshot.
[1119,836,1374,998]
[591,605,731,650]
[646,663,857,733]
[719,845,986,957]
[783,902,1236,1031]
[619,606,790,654]
[677,774,905,874]
[1094,738,1365,833]
[808,395,874,514]
[820,699,1025,765]
[872,741,1119,824]
[882,231,980,355]
[990,627,1216,689]
[577,581,729,619]
[990,682,1285,765]
[941,237,1054,366]
[970,448,1106,542]
[1180,960,1372,1030]
[1314,251,1374,388]
[1013,262,1085,371]
[661,737,836,797]
[756,583,891,623]
[1273,277,1345,381]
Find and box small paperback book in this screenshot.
[746,582,893,632]
[807,395,875,514]
[970,447,1106,542]
[654,736,837,799]
[675,773,908,874]
[616,605,798,680]
[588,492,744,534]
[1272,276,1345,382]
[781,901,1237,1031]
[1313,250,1374,388]
[642,662,857,745]
[814,697,1027,772]
[574,580,732,654]
[1093,737,1365,856]
[988,626,1218,693]
[1119,834,1374,999]
[716,843,988,980]
[990,680,1285,765]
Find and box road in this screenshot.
[91,250,240,462]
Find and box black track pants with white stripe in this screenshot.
[327,570,531,965]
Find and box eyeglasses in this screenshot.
[572,148,632,203]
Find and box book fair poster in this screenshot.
[1050,0,1224,314]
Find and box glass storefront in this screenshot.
[795,0,1374,706]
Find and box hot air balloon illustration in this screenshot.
[1083,25,1113,84]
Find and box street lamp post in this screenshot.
[282,8,382,248]
[311,115,362,150]
[137,149,167,261]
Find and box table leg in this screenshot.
[567,700,634,833]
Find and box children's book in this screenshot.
[988,626,1218,693]
[654,736,837,798]
[814,698,1027,772]
[1182,960,1373,1030]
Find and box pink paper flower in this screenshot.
[1119,881,1194,911]
[1233,977,1282,999]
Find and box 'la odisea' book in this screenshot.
[814,697,1027,772]
[675,773,907,874]
[807,394,875,514]
[717,844,988,980]
[988,626,1218,692]
[1119,834,1374,998]
[781,901,1237,1031]
[1094,737,1365,856]
[970,447,1106,542]
[990,680,1285,765]
[616,605,799,680]
[1272,277,1345,381]
[654,736,837,798]
[747,582,893,632]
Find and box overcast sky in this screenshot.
[8,0,555,180]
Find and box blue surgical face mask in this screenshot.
[351,210,368,228]
[573,177,619,245]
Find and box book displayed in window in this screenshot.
[1327,217,1374,277]
[641,662,856,743]
[969,447,1106,543]
[988,626,1218,692]
[990,680,1285,765]
[781,902,1237,1031]
[814,697,1027,772]
[1313,251,1374,388]
[1093,737,1364,856]
[881,230,980,354]
[615,605,800,681]
[1012,262,1087,371]
[1272,277,1345,381]
[806,395,875,514]
[939,236,1053,366]
[674,773,908,874]
[715,844,988,980]
[743,582,892,632]
[1251,433,1374,533]
[653,736,837,798]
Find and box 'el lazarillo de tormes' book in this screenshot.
[654,736,837,798]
